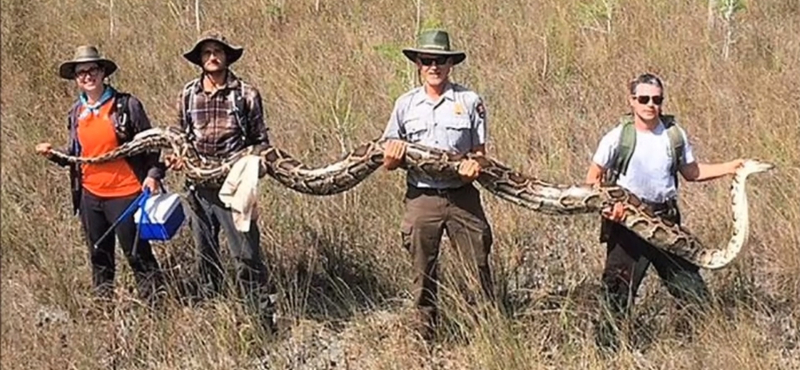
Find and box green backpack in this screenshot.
[598,114,686,243]
[602,113,687,188]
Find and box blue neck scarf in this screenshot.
[79,85,115,118]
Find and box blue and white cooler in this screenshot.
[134,191,186,241]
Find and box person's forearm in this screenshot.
[693,162,732,182]
[585,163,604,185]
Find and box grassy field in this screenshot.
[2,0,799,369]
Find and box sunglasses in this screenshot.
[418,56,449,66]
[634,95,664,105]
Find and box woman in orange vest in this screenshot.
[35,46,166,307]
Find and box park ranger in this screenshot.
[381,29,495,342]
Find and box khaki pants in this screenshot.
[400,183,494,340]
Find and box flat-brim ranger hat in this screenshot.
[183,30,244,67]
[402,29,466,65]
[58,45,118,80]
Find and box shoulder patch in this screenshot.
[476,99,486,120]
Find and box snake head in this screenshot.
[740,159,775,175]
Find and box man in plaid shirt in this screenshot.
[167,30,275,336]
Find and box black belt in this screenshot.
[642,198,678,214]
[185,178,223,191]
[409,185,466,196]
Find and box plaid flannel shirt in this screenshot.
[176,71,270,160]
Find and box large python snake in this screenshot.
[46,127,774,270]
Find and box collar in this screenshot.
[412,82,456,105]
[192,69,240,93]
[79,85,115,116]
[443,83,455,101]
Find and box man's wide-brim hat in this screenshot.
[58,45,118,80]
[402,29,466,65]
[183,30,244,67]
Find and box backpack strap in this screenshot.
[67,100,81,129]
[67,99,82,154]
[661,114,686,187]
[112,91,132,141]
[604,114,686,187]
[182,79,250,144]
[181,80,197,142]
[615,117,637,178]
[603,114,636,185]
[229,83,249,143]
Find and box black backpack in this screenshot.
[67,91,133,143]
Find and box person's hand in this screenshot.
[601,202,625,222]
[142,176,161,194]
[35,143,53,158]
[727,158,745,175]
[457,159,481,181]
[164,153,184,171]
[382,140,407,171]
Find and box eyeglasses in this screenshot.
[418,56,449,66]
[635,95,664,105]
[75,66,101,78]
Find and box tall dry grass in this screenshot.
[2,0,798,369]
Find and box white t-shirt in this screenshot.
[592,121,695,203]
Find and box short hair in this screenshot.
[629,73,664,95]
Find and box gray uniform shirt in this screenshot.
[381,82,488,189]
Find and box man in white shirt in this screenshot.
[585,73,744,350]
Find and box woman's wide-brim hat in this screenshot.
[402,29,466,65]
[58,45,118,80]
[183,30,244,67]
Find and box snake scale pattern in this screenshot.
[46,127,774,270]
